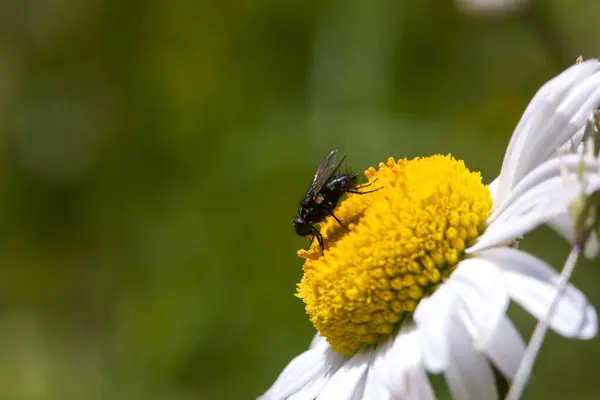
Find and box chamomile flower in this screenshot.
[261,59,600,400]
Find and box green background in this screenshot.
[0,0,599,398]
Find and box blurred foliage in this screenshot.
[0,0,600,398]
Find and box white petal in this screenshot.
[496,74,600,203]
[403,365,436,400]
[479,247,597,339]
[289,375,334,400]
[448,259,510,347]
[362,338,392,400]
[317,349,373,400]
[380,327,435,399]
[492,177,576,227]
[469,156,600,254]
[385,329,418,395]
[558,75,600,127]
[367,327,436,400]
[467,215,544,254]
[310,333,328,350]
[495,59,600,204]
[260,344,344,400]
[539,73,600,161]
[488,177,499,200]
[473,177,579,252]
[416,259,509,375]
[349,376,368,400]
[547,210,600,259]
[483,316,525,379]
[347,333,438,400]
[444,309,498,400]
[489,154,600,224]
[558,128,585,154]
[413,283,458,373]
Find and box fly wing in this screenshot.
[307,149,338,199]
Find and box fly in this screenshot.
[293,149,381,254]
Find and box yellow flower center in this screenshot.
[296,155,492,356]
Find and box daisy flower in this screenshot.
[261,59,600,400]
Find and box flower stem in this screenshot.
[505,245,582,400]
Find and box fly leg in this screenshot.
[348,178,383,195]
[346,186,383,195]
[328,211,350,231]
[356,177,379,189]
[310,225,325,255]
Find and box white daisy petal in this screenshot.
[490,155,600,224]
[495,59,600,203]
[260,346,344,400]
[357,328,436,400]
[289,374,336,400]
[449,258,510,346]
[382,333,410,396]
[547,210,600,259]
[493,179,581,227]
[416,258,510,376]
[371,327,436,400]
[467,208,556,254]
[317,349,373,400]
[413,284,458,373]
[310,333,328,350]
[483,316,525,379]
[477,178,580,249]
[404,364,436,400]
[469,156,600,254]
[537,73,600,163]
[349,377,368,400]
[507,272,597,339]
[558,128,585,154]
[488,177,498,200]
[377,327,433,399]
[444,309,498,400]
[479,247,597,339]
[362,339,392,400]
[559,75,600,128]
[509,60,600,150]
[390,331,418,394]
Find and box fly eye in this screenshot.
[293,219,313,236]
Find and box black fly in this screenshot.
[293,149,381,254]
